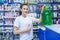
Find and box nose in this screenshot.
[25,9,28,12]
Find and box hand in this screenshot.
[27,24,31,31]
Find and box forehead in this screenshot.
[22,5,28,8]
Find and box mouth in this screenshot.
[25,12,28,13]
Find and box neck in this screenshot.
[21,14,27,18]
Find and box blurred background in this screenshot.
[0,0,60,40]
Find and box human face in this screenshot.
[21,5,28,16]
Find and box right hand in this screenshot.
[27,24,31,31]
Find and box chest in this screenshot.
[19,17,33,29]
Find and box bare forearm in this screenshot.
[14,27,32,34]
[20,28,31,33]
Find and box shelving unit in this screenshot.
[0,0,60,40]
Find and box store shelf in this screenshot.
[28,4,37,5]
[53,2,60,4]
[0,24,13,27]
[33,28,39,29]
[38,2,52,4]
[53,10,60,12]
[37,2,60,5]
[8,2,22,4]
[4,24,13,27]
[52,17,60,19]
[0,2,22,4]
[0,10,19,12]
[4,17,16,19]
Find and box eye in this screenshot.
[26,8,28,10]
[23,8,28,10]
[24,8,25,10]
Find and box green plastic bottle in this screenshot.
[41,6,52,26]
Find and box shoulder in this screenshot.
[15,16,21,20]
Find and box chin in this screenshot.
[24,13,27,15]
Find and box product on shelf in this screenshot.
[29,5,34,13]
[58,19,60,24]
[49,6,52,10]
[0,13,3,19]
[53,12,57,18]
[12,4,20,11]
[38,0,53,3]
[53,19,56,24]
[5,19,13,25]
[12,20,15,24]
[30,0,37,4]
[36,5,41,18]
[4,4,20,11]
[14,0,24,3]
[41,6,52,25]
[0,32,13,40]
[24,0,37,4]
[33,5,36,12]
[5,12,13,18]
[57,13,60,18]
[13,12,19,17]
[0,19,3,25]
[46,4,52,10]
[53,5,57,10]
[4,0,9,3]
[56,20,58,24]
[5,11,19,18]
[0,5,4,11]
[4,4,13,11]
[4,4,9,11]
[24,0,28,3]
[58,5,60,10]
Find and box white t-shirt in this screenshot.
[14,15,35,40]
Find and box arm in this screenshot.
[14,18,31,34]
[34,14,41,23]
[34,6,44,23]
[14,26,32,34]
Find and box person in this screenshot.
[14,4,42,40]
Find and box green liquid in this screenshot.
[41,7,52,26]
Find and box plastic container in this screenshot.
[41,6,52,26]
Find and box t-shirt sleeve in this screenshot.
[14,18,19,28]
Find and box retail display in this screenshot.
[0,0,60,40]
